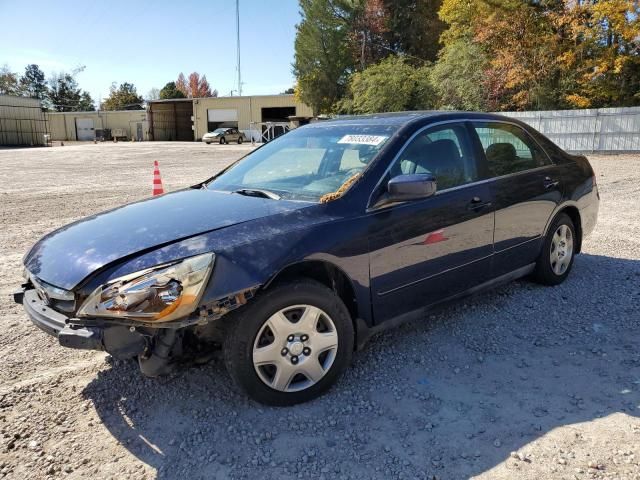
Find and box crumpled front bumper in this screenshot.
[14,287,148,359]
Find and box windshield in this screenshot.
[207,124,397,201]
[211,128,227,134]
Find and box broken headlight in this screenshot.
[77,253,214,323]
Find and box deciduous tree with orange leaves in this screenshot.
[435,0,640,110]
[174,72,217,98]
[293,0,640,113]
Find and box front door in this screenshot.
[368,122,495,323]
[469,122,562,277]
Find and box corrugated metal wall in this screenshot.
[48,110,148,141]
[148,101,194,141]
[193,95,314,140]
[0,95,49,146]
[501,107,640,152]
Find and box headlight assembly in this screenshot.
[77,253,214,323]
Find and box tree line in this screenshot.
[0,64,219,111]
[293,0,640,115]
[0,64,98,112]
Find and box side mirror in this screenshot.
[384,174,437,205]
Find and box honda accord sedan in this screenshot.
[15,112,599,405]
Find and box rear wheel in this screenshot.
[534,213,576,285]
[238,136,243,144]
[223,280,354,405]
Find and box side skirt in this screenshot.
[354,263,536,350]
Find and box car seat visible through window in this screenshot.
[485,142,518,177]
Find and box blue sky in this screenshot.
[0,0,301,102]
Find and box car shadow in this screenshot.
[82,253,640,479]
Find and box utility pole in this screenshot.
[236,0,242,96]
[361,31,366,70]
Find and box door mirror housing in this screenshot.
[373,174,437,208]
[388,173,437,202]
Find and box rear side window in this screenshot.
[472,123,551,177]
[389,123,478,191]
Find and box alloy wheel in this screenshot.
[550,224,574,275]
[252,304,339,392]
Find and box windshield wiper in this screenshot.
[233,188,281,200]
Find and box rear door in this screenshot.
[469,121,562,277]
[368,122,495,323]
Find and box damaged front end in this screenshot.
[15,253,262,377]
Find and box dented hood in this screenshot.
[24,188,308,290]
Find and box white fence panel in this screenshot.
[500,107,640,152]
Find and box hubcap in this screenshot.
[550,224,574,276]
[252,305,339,393]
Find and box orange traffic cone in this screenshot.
[152,161,164,196]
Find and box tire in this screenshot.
[205,141,211,145]
[219,137,226,145]
[223,279,354,406]
[533,213,576,285]
[238,136,243,144]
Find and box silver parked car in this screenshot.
[202,127,246,145]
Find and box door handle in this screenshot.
[544,177,559,189]
[467,196,492,211]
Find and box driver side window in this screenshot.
[391,123,478,191]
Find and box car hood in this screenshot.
[24,188,309,290]
[204,133,221,137]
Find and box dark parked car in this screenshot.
[15,112,599,405]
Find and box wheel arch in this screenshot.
[546,204,583,253]
[264,260,364,348]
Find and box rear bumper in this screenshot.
[15,288,148,358]
[579,189,599,239]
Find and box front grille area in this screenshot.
[29,273,76,314]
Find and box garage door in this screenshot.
[207,109,238,122]
[76,118,95,141]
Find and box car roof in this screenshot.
[307,111,518,128]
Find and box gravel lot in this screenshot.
[0,142,638,480]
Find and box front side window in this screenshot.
[207,124,397,201]
[472,122,551,177]
[388,123,478,191]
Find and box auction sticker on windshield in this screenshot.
[337,135,388,146]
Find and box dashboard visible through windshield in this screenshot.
[207,124,398,201]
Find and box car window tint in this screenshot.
[390,124,478,190]
[473,123,551,177]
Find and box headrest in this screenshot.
[486,142,517,162]
[423,139,460,169]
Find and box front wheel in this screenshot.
[533,213,576,285]
[219,137,226,145]
[223,280,354,406]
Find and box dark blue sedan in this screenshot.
[15,112,599,405]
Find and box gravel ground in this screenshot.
[0,142,638,480]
